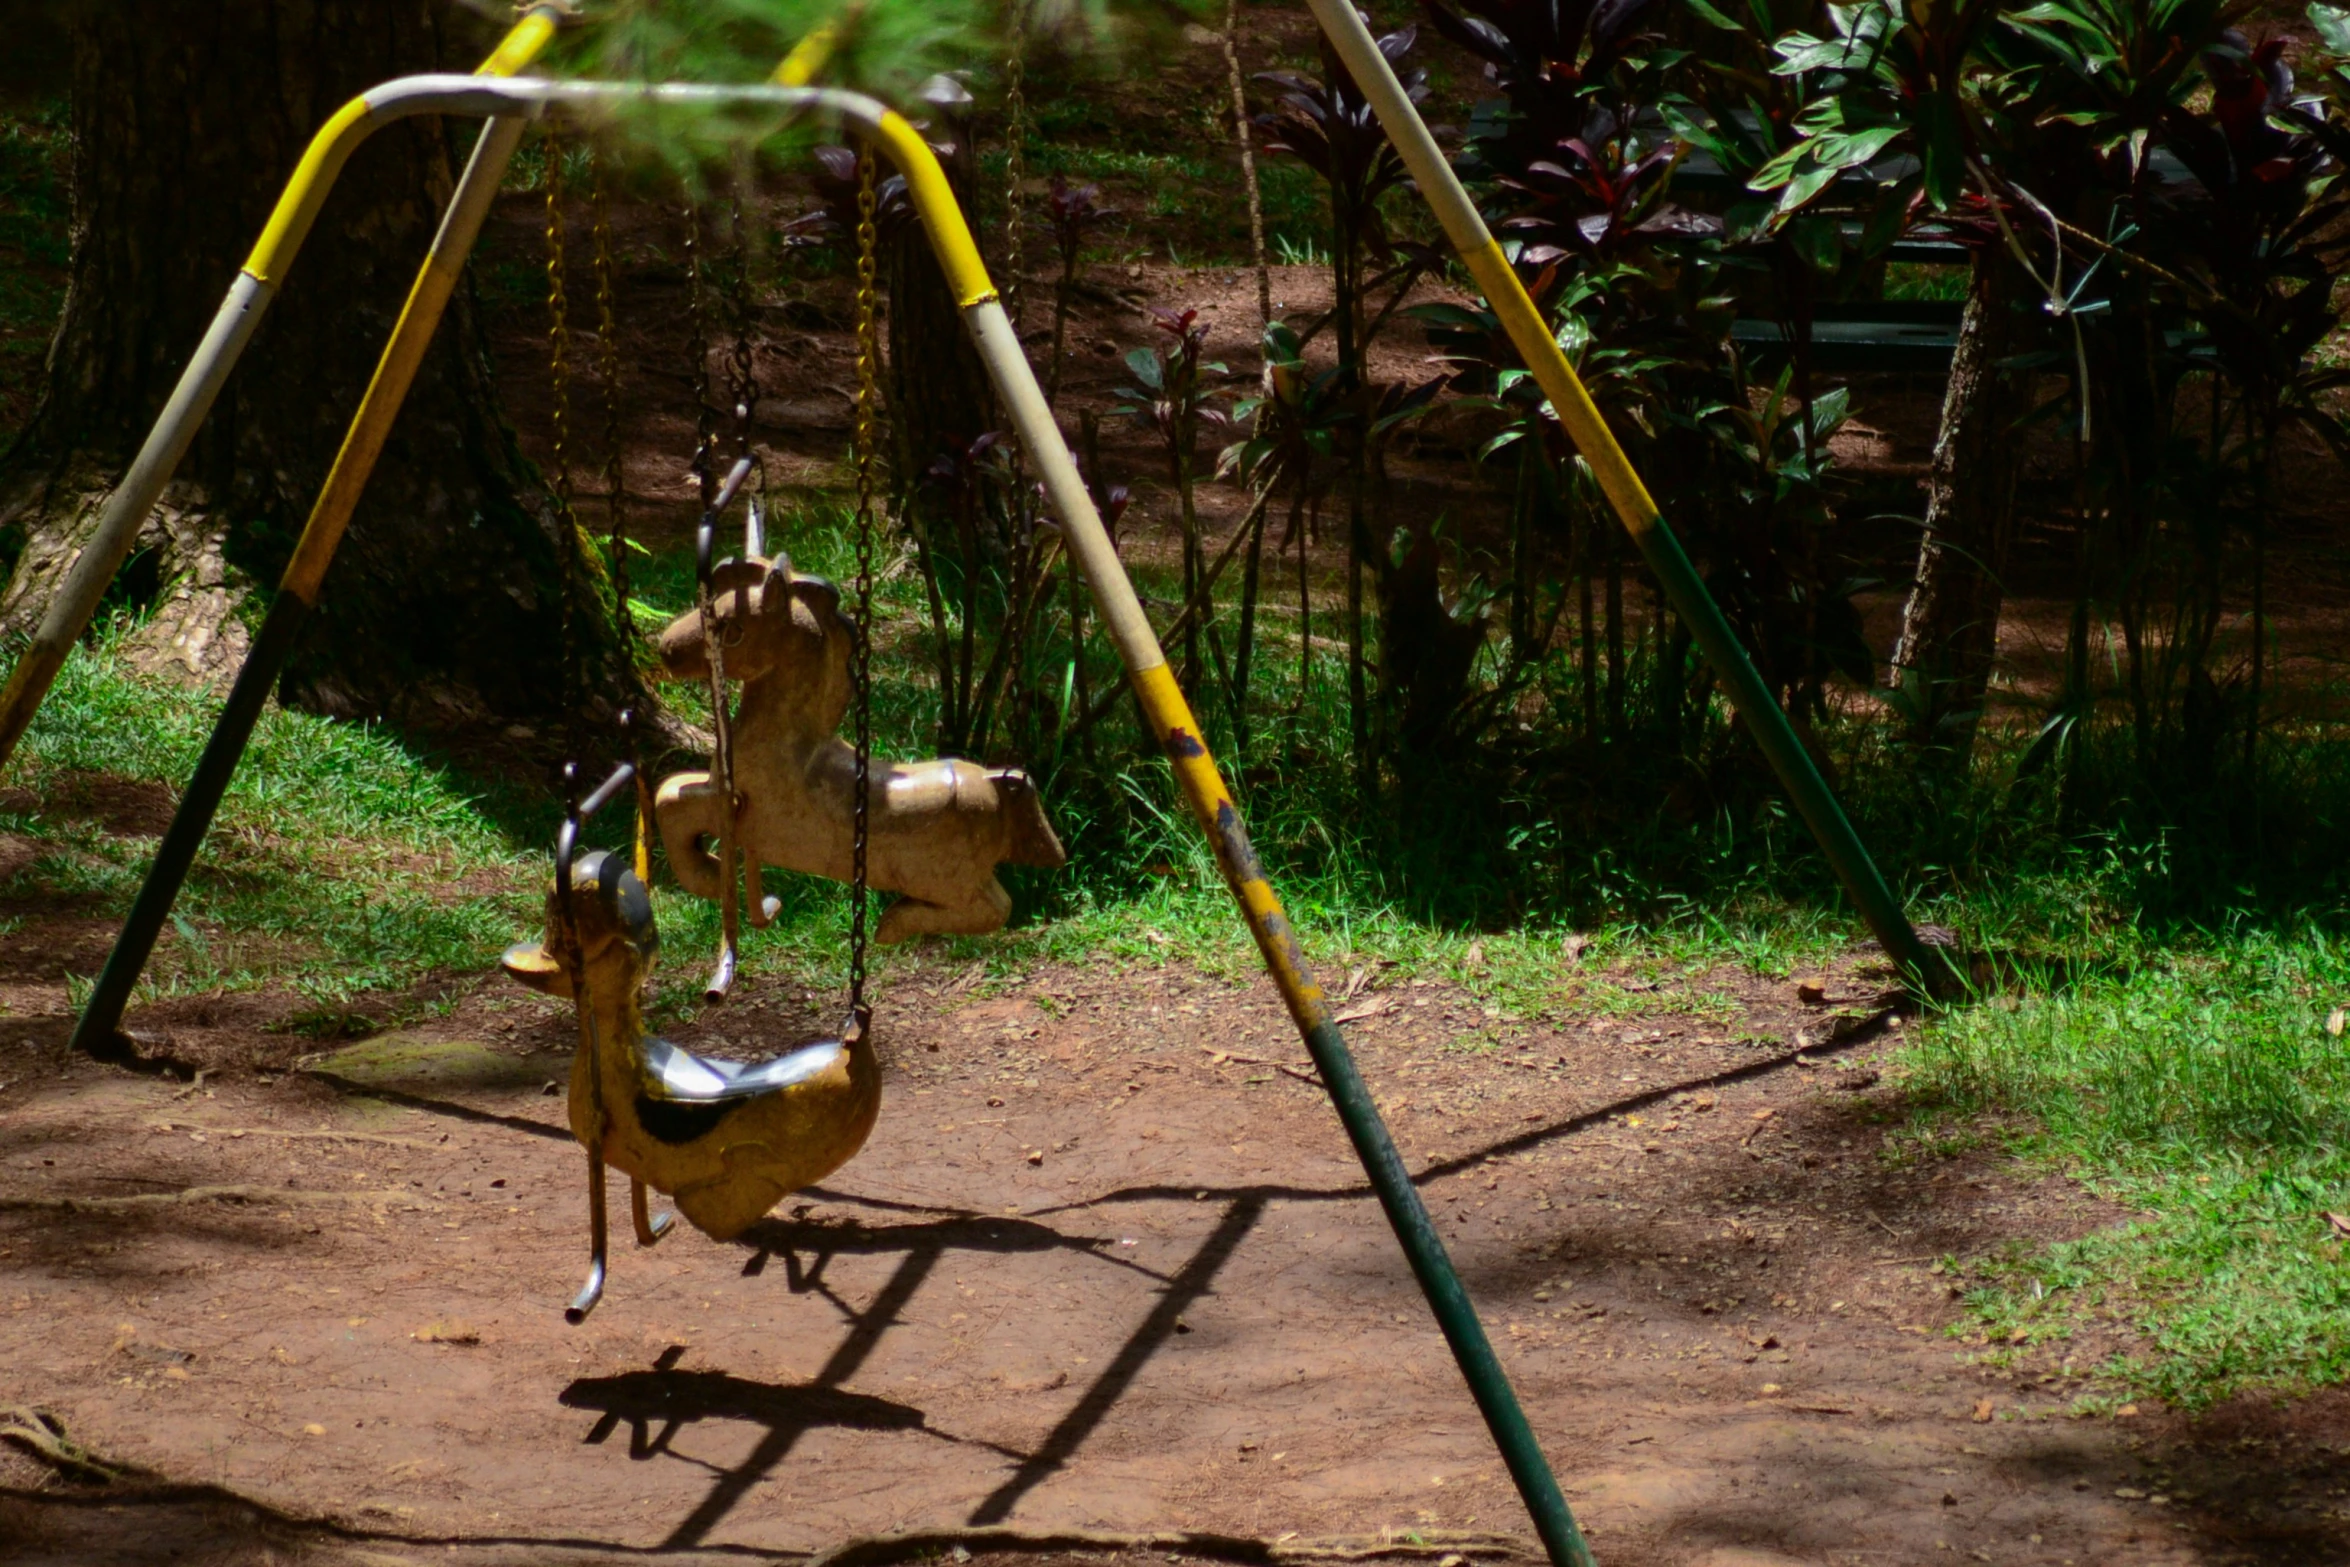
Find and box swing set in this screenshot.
[0,8,1969,1565]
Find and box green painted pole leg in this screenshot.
[1296,0,1957,995]
[1301,1009,1598,1567]
[70,109,533,1054]
[70,593,310,1059]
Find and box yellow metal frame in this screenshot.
[0,5,570,773]
[274,9,565,602]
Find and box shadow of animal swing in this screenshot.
[653,554,1066,944]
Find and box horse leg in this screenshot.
[653,772,725,901]
[874,877,1012,943]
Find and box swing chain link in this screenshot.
[545,126,584,742]
[1004,0,1028,327]
[847,149,881,1035]
[686,202,716,503]
[592,148,628,645]
[726,192,759,460]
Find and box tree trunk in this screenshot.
[886,84,997,484]
[1890,250,2024,763]
[0,0,626,733]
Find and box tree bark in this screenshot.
[1890,249,2025,763]
[886,82,997,483]
[0,0,626,731]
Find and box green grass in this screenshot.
[1,619,539,1018]
[1883,260,1970,302]
[1901,932,2350,1409]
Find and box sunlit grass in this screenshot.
[3,617,536,1015]
[1904,933,2350,1407]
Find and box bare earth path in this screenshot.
[8,919,2349,1566]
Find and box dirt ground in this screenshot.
[8,824,2350,1566]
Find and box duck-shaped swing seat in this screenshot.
[501,787,882,1269]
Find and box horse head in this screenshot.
[658,554,854,733]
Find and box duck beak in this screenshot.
[500,939,574,998]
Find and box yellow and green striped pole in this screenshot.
[1295,0,1946,993]
[864,97,1603,1567]
[70,23,870,1057]
[69,19,568,1058]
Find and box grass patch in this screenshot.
[1882,260,1970,302]
[4,619,540,1013]
[1902,931,2350,1408]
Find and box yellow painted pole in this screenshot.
[866,99,1600,1567]
[772,13,847,85]
[71,20,565,1057]
[280,12,565,600]
[1296,0,1944,990]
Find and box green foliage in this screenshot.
[547,0,1158,186]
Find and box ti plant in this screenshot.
[1254,24,1427,383]
[1043,175,1115,409]
[1222,319,1349,734]
[1255,21,1432,776]
[914,430,1067,767]
[1419,0,1668,184]
[1116,308,1230,694]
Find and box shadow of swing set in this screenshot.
[0,6,1971,1564]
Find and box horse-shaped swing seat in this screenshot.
[501,848,881,1242]
[654,552,1066,943]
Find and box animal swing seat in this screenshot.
[503,450,898,1319]
[502,797,882,1253]
[507,282,1064,1314]
[652,536,1065,948]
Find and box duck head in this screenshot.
[501,849,659,1001]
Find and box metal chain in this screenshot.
[685,202,716,506]
[591,151,653,881]
[591,149,628,647]
[726,191,759,461]
[545,127,582,740]
[847,149,881,1034]
[1004,1,1029,327]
